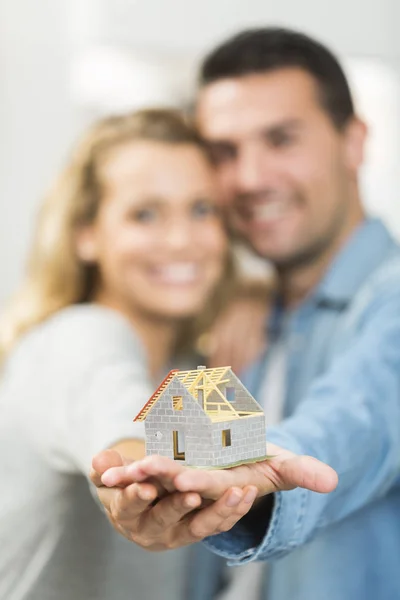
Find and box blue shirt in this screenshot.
[201,218,400,600]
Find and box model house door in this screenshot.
[173,430,185,460]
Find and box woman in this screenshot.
[0,109,232,600]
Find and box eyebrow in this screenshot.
[204,118,304,147]
[126,194,217,208]
[260,118,304,137]
[123,196,166,210]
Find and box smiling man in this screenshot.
[92,28,400,600]
[196,30,365,298]
[191,27,400,600]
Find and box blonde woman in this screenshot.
[0,109,233,600]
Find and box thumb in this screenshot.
[90,449,125,486]
[276,454,338,494]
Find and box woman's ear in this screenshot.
[343,117,368,172]
[75,225,98,263]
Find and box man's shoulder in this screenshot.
[338,247,400,339]
[356,247,400,303]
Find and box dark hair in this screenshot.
[200,28,355,130]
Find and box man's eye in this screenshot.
[208,145,236,165]
[269,132,296,148]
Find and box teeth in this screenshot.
[252,203,287,220]
[153,263,198,284]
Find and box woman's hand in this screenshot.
[91,450,258,551]
[207,281,271,372]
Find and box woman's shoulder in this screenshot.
[11,305,144,369]
[47,304,132,335]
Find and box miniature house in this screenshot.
[134,366,267,468]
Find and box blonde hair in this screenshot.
[0,109,234,363]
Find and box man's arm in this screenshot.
[200,275,400,563]
[93,266,400,561]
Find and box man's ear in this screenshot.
[75,225,98,263]
[343,117,368,172]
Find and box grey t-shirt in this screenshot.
[0,305,189,600]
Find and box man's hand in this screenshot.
[99,443,338,500]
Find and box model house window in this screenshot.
[172,396,183,410]
[222,429,231,447]
[173,430,185,460]
[226,387,235,402]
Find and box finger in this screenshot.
[142,491,202,536]
[174,465,246,499]
[273,454,339,493]
[101,464,170,499]
[125,455,187,492]
[96,481,158,518]
[100,453,184,493]
[101,465,137,488]
[175,447,338,499]
[90,449,126,486]
[182,485,257,541]
[90,469,105,488]
[97,483,160,544]
[212,485,259,534]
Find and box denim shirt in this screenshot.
[200,218,400,600]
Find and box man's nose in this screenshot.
[235,146,266,193]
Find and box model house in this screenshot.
[134,365,267,468]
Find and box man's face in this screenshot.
[196,68,364,267]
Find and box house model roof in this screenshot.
[134,365,263,423]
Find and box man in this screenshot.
[92,28,400,600]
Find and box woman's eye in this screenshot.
[128,208,158,223]
[191,200,218,219]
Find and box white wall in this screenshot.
[0,0,399,305]
[72,0,395,59]
[0,0,81,305]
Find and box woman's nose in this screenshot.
[162,219,193,252]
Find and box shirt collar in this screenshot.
[266,218,395,337]
[314,217,395,307]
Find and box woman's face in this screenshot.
[79,140,227,320]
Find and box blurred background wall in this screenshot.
[1,0,399,305]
